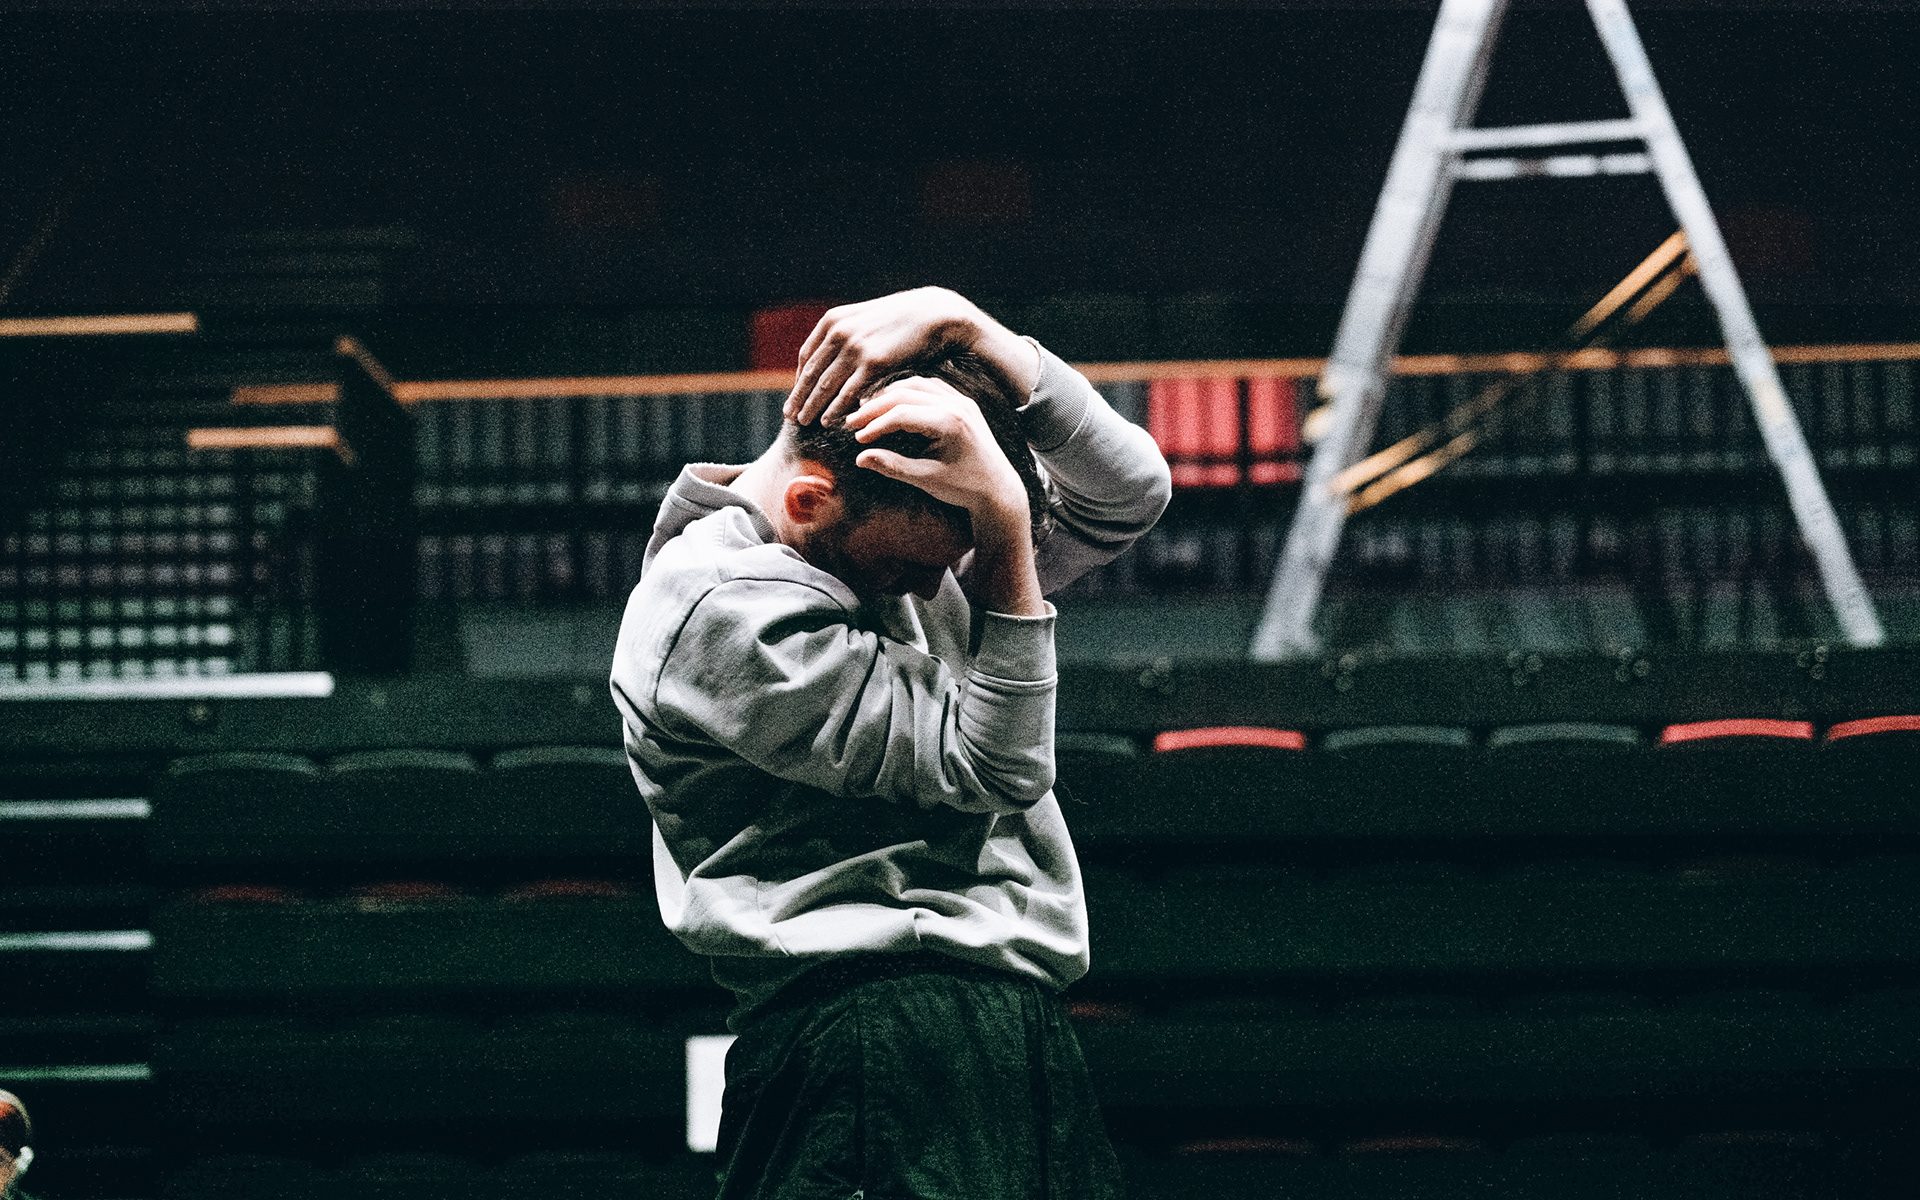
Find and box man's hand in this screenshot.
[843,377,1028,525]
[843,376,1045,616]
[784,287,1041,428]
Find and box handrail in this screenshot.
[227,339,1920,407]
[186,424,355,466]
[0,312,197,337]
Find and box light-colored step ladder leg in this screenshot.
[1251,0,1511,660]
[1587,0,1883,645]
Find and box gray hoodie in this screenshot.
[609,339,1171,1029]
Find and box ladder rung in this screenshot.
[1448,118,1643,152]
[1452,152,1653,181]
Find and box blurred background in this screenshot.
[3,3,1918,1199]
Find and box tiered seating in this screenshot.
[4,666,1917,1197]
[0,754,158,1200]
[145,734,725,1190]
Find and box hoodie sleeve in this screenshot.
[649,575,1057,816]
[1015,338,1173,594]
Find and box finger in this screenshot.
[844,378,958,427]
[854,447,939,482]
[794,306,843,370]
[852,403,955,443]
[799,349,862,427]
[817,364,874,428]
[786,338,839,421]
[784,310,845,415]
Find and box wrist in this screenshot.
[953,307,1040,399]
[968,489,1032,542]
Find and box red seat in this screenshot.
[1659,719,1814,745]
[1153,726,1307,753]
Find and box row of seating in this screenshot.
[143,717,1920,866]
[158,1131,1869,1200]
[146,856,1920,996]
[151,988,1919,1124]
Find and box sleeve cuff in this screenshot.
[1014,337,1093,453]
[971,604,1058,682]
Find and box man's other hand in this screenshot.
[843,377,1029,531]
[784,287,1040,428]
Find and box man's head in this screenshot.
[0,1090,30,1198]
[777,350,1048,600]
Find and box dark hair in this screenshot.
[785,349,1052,545]
[0,1090,29,1156]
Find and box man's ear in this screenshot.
[782,471,843,529]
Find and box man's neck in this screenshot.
[726,446,794,543]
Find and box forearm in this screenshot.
[653,578,1056,815]
[1019,341,1173,590]
[965,500,1047,617]
[958,306,1042,400]
[958,314,1170,540]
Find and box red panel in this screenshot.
[347,881,463,905]
[1174,1136,1315,1156]
[1246,376,1300,453]
[1149,377,1241,487]
[189,884,299,905]
[1825,715,1920,742]
[1658,719,1815,745]
[1342,1135,1485,1155]
[1153,726,1307,753]
[1247,461,1303,484]
[749,302,836,372]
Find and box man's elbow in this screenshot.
[949,761,1055,816]
[1141,453,1174,523]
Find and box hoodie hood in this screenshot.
[642,463,778,575]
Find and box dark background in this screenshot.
[2,1,1916,359]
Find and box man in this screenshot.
[0,1090,33,1200]
[610,286,1170,1198]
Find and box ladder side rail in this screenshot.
[1252,0,1514,660]
[1587,0,1885,645]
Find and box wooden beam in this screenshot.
[0,312,197,337]
[231,383,341,406]
[225,340,1920,407]
[394,368,799,403]
[185,424,355,467]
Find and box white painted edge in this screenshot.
[0,799,150,821]
[0,931,153,952]
[685,1034,736,1154]
[0,672,335,701]
[0,1064,152,1083]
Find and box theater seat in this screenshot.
[1052,731,1143,830]
[1505,1135,1662,1200]
[1671,1130,1831,1200]
[1133,726,1311,841]
[1822,715,1920,830]
[500,877,634,902]
[487,744,648,857]
[497,1151,661,1200]
[162,1155,328,1200]
[1318,725,1475,833]
[1120,1141,1321,1200]
[151,751,324,865]
[1483,723,1645,834]
[327,748,485,861]
[337,1153,484,1200]
[1653,719,1817,826]
[1334,1135,1495,1200]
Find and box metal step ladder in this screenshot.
[1250,0,1884,658]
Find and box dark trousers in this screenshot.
[714,951,1127,1200]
